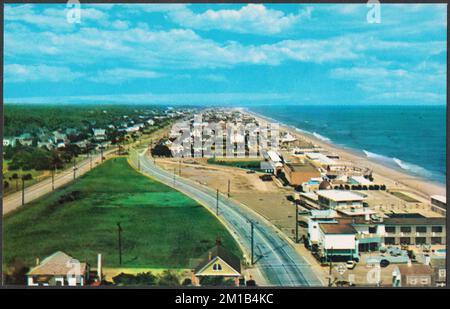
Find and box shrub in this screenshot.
[157,270,180,286]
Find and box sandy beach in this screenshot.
[245,110,446,199]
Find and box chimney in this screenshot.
[36,257,40,266]
[97,253,102,280]
[208,251,212,261]
[407,259,412,267]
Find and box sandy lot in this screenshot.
[156,158,299,235]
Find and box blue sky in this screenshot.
[4,3,447,105]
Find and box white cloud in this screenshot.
[111,20,129,30]
[5,4,107,30]
[168,4,312,35]
[330,61,446,104]
[5,24,367,70]
[5,64,83,82]
[203,74,227,82]
[88,68,163,84]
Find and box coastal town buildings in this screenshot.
[316,190,367,210]
[382,214,446,246]
[430,195,446,215]
[283,161,321,186]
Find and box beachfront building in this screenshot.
[27,251,89,286]
[283,161,321,187]
[264,150,284,174]
[430,195,446,215]
[349,176,373,186]
[316,190,366,210]
[309,217,359,262]
[382,214,446,246]
[300,177,324,193]
[305,152,336,169]
[260,161,275,174]
[325,163,373,179]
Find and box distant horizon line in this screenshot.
[3,101,446,107]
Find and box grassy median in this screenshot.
[3,157,241,269]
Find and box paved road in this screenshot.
[135,150,323,286]
[2,149,116,215]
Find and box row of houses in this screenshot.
[4,117,161,153]
[25,240,244,287]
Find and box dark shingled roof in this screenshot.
[194,244,241,274]
[319,220,357,234]
[397,264,433,276]
[384,216,445,226]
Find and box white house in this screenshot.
[27,251,89,286]
[316,218,359,261]
[3,137,16,147]
[92,129,106,141]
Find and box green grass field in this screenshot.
[390,191,420,203]
[3,157,241,269]
[207,157,262,170]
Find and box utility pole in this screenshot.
[51,167,55,191]
[100,148,104,163]
[216,189,219,216]
[73,158,76,180]
[328,247,333,287]
[251,221,255,265]
[295,200,299,243]
[21,178,25,206]
[117,222,123,266]
[227,179,231,198]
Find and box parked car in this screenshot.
[380,259,390,268]
[346,260,357,270]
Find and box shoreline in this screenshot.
[243,109,446,199]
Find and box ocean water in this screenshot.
[249,105,446,184]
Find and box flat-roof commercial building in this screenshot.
[308,218,359,262]
[317,190,366,210]
[382,214,446,246]
[305,152,336,168]
[430,195,446,215]
[283,162,320,186]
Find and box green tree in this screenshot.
[157,270,180,286]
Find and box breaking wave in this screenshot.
[363,150,392,162]
[312,132,331,142]
[393,158,433,178]
[363,150,433,178]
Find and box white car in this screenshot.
[346,260,357,269]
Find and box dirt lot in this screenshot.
[156,158,299,236]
